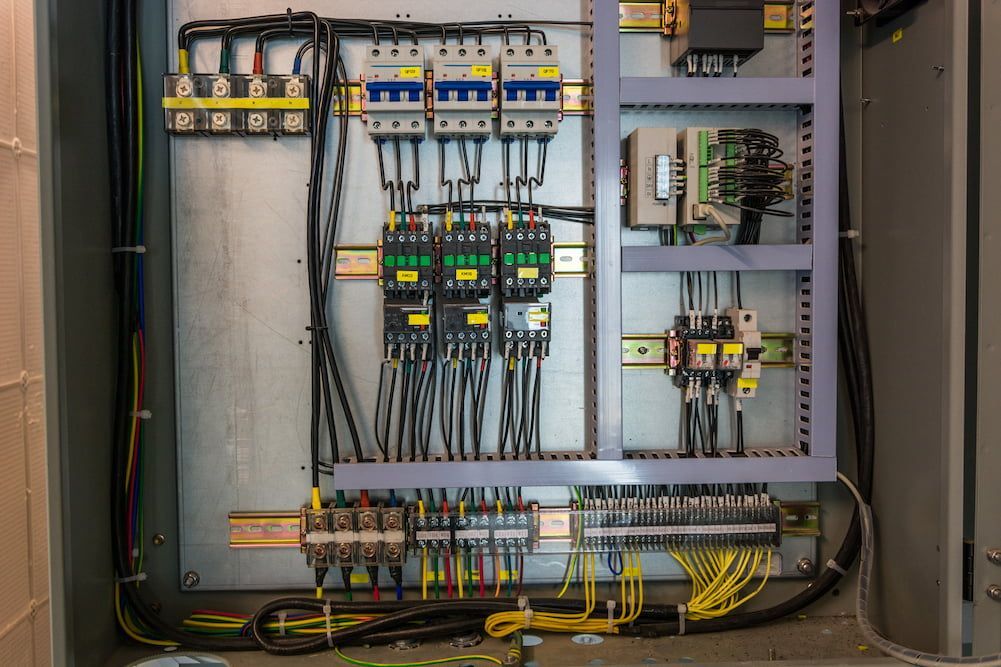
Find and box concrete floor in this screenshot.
[113,616,888,666]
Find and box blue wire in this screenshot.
[607,551,623,576]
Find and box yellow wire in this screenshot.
[334,647,501,667]
[115,584,178,647]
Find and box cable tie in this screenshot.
[827,558,847,576]
[116,572,147,584]
[304,325,329,332]
[286,7,294,35]
[112,245,147,254]
[839,230,860,240]
[606,599,616,633]
[323,602,334,647]
[518,595,532,630]
[677,604,687,636]
[278,611,287,636]
[130,409,152,420]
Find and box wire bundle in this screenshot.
[670,548,772,620]
[439,356,491,460]
[376,358,436,462]
[497,356,543,458]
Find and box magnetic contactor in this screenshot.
[499,221,553,298]
[440,225,493,299]
[381,223,434,298]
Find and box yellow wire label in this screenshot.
[397,270,419,283]
[456,269,478,281]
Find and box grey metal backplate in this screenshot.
[168,1,817,590]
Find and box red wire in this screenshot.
[252,52,264,75]
[528,209,536,230]
[372,585,380,601]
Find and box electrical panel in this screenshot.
[163,73,310,135]
[499,45,561,137]
[627,127,683,228]
[431,45,495,137]
[363,45,427,137]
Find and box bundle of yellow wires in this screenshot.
[670,547,772,620]
[483,551,644,637]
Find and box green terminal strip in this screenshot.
[698,130,711,204]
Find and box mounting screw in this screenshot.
[987,585,1001,602]
[152,533,166,547]
[150,602,163,614]
[337,543,353,560]
[796,558,816,576]
[386,543,401,559]
[988,549,1001,566]
[182,571,200,589]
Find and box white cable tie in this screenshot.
[130,409,153,420]
[323,602,334,647]
[518,596,532,630]
[278,611,287,637]
[116,572,147,584]
[112,245,147,254]
[839,230,860,240]
[677,604,687,636]
[606,599,616,633]
[827,558,848,576]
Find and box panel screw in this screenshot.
[987,549,1001,566]
[796,558,816,576]
[182,571,200,589]
[987,585,1001,602]
[152,534,166,547]
[150,602,162,614]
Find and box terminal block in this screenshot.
[300,505,406,569]
[363,45,426,137]
[442,301,491,360]
[382,222,434,298]
[162,73,310,136]
[499,45,561,137]
[499,221,553,297]
[440,224,492,298]
[431,45,495,137]
[411,508,534,553]
[502,301,551,359]
[383,302,433,361]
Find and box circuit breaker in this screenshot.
[162,74,311,135]
[499,221,553,297]
[627,127,682,228]
[499,45,561,137]
[431,45,495,137]
[363,45,427,137]
[439,224,492,299]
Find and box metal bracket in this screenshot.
[228,512,300,548]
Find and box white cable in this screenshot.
[838,472,1001,666]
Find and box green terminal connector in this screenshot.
[698,130,711,204]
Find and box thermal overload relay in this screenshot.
[431,45,495,137]
[163,74,310,135]
[442,301,491,359]
[499,45,561,137]
[383,302,433,361]
[382,223,434,298]
[499,221,553,298]
[363,45,426,137]
[502,301,551,359]
[440,224,493,299]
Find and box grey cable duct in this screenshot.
[839,472,1001,666]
